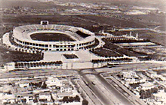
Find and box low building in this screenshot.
[19,83,29,88]
[2,99,15,105]
[56,92,75,100]
[46,77,63,87]
[139,82,155,90]
[39,92,51,102]
[1,93,15,104]
[62,102,82,105]
[60,86,73,93]
[121,71,138,79]
[153,90,166,104]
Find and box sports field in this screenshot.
[30,33,75,41]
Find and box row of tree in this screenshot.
[15,61,63,68]
[61,95,80,103]
[91,58,132,63]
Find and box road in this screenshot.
[79,71,115,105]
[95,62,166,73]
[76,78,103,105]
[1,62,164,79]
[78,69,134,105]
[0,69,78,79]
[104,75,146,105]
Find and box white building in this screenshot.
[121,71,138,79]
[139,82,155,90]
[46,77,63,87]
[39,92,51,102]
[153,90,166,105]
[60,86,72,93]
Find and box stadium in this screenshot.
[6,21,96,53]
[2,21,136,71]
[2,21,101,70]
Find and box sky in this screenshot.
[0,0,165,3]
[0,0,165,10]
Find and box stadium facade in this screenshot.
[3,22,96,53]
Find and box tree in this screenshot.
[82,99,88,105]
[164,88,166,93]
[41,81,47,89]
[139,90,146,99]
[74,95,80,102]
[62,96,69,103]
[68,97,74,102]
[151,87,158,93]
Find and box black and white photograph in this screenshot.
[0,0,166,104]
